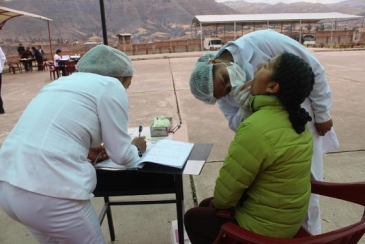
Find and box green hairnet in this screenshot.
[189,53,216,104]
[76,44,135,77]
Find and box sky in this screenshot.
[215,0,346,4]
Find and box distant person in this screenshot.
[0,46,6,114]
[185,52,315,243]
[17,43,25,57]
[189,29,339,235]
[32,47,44,71]
[37,45,45,57]
[20,47,34,72]
[53,49,62,68]
[0,44,146,243]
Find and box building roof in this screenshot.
[0,6,52,29]
[192,12,363,26]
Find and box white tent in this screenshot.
[0,6,53,56]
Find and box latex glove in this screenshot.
[234,84,251,106]
[234,84,252,121]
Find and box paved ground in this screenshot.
[0,49,364,243]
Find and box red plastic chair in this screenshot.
[8,61,23,74]
[45,61,60,80]
[213,180,365,244]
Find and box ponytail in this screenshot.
[272,52,315,134]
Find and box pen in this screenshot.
[171,123,181,133]
[139,125,143,137]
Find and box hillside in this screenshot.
[221,0,365,14]
[0,0,237,44]
[0,0,364,44]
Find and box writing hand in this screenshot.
[315,119,333,136]
[132,136,147,153]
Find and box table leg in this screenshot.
[175,174,185,244]
[104,196,116,241]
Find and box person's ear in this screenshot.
[265,82,280,94]
[208,59,222,64]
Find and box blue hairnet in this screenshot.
[76,44,135,77]
[189,53,216,104]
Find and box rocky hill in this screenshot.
[222,0,365,15]
[0,0,237,44]
[0,0,364,44]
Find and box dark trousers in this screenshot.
[0,72,3,113]
[36,59,44,71]
[184,197,236,244]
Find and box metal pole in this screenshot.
[99,0,108,45]
[299,20,302,44]
[330,20,333,44]
[234,22,236,40]
[47,20,53,60]
[200,23,203,51]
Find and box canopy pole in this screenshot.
[47,20,53,60]
[299,20,302,44]
[99,0,108,45]
[200,23,203,51]
[330,20,333,44]
[234,22,236,40]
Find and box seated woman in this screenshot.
[184,52,315,244]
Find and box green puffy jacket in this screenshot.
[214,95,313,238]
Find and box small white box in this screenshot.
[171,220,191,244]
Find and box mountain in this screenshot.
[0,0,237,44]
[221,0,365,14]
[0,0,364,44]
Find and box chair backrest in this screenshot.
[213,181,365,244]
[46,61,56,71]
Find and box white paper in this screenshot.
[182,160,205,175]
[140,140,193,169]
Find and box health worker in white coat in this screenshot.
[189,29,339,235]
[0,44,146,244]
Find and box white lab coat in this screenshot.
[0,72,140,200]
[215,30,339,234]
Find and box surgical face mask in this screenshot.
[224,62,247,95]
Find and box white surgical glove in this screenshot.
[234,84,252,121]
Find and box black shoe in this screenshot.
[0,108,5,114]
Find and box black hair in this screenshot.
[56,49,62,54]
[271,52,315,134]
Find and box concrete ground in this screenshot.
[0,49,364,243]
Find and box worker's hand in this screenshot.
[315,119,333,136]
[234,84,251,106]
[88,145,108,164]
[234,84,252,121]
[131,136,147,153]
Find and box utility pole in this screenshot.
[99,0,108,45]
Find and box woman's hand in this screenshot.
[315,119,333,136]
[131,136,147,153]
[88,145,108,164]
